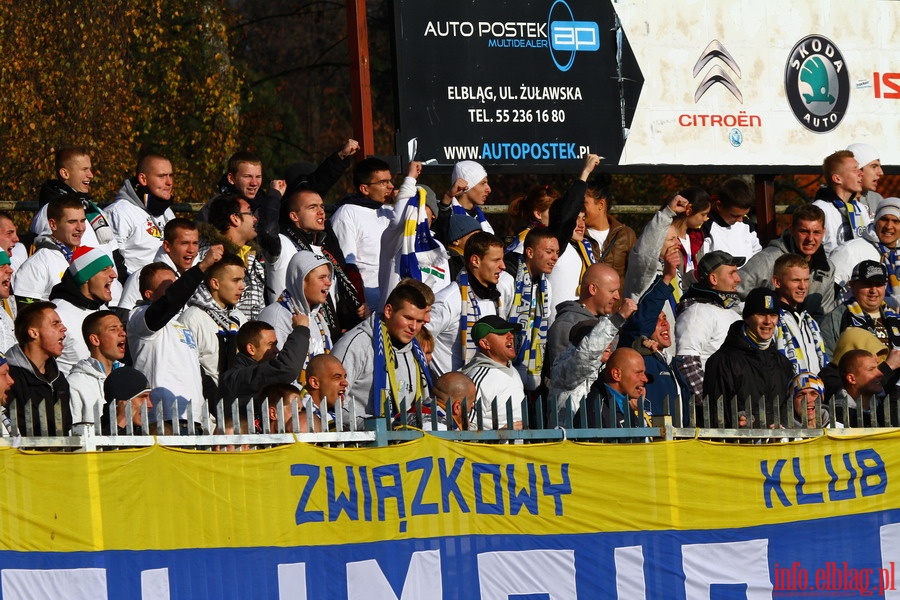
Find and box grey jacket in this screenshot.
[737,232,836,319]
[544,300,598,379]
[331,313,426,430]
[624,206,677,300]
[547,316,623,420]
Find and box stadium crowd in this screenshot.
[0,141,894,439]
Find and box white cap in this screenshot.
[876,197,900,222]
[451,161,488,188]
[847,143,880,168]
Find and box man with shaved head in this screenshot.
[545,262,625,380]
[422,371,477,430]
[576,347,648,432]
[301,353,349,415]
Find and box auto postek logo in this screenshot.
[548,0,600,72]
[785,34,850,133]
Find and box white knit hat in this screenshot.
[451,160,488,188]
[847,143,880,168]
[876,197,900,222]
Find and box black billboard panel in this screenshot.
[393,0,643,173]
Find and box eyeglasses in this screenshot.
[235,210,258,218]
[367,179,393,187]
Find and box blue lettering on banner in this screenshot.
[761,449,887,509]
[6,510,900,599]
[291,458,572,528]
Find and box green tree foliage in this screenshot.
[0,1,241,205]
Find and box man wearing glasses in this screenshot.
[331,157,396,309]
[201,194,276,320]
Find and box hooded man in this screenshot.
[259,250,334,371]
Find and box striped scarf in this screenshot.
[283,226,360,330]
[452,201,487,224]
[845,299,898,347]
[458,272,482,364]
[506,227,532,254]
[399,187,447,285]
[188,283,242,334]
[776,308,828,375]
[878,243,900,298]
[832,197,868,241]
[509,260,550,378]
[372,314,432,417]
[572,239,595,295]
[277,290,332,354]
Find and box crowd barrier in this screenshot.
[0,393,898,599]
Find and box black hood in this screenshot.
[49,271,107,311]
[38,179,90,208]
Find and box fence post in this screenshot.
[72,423,97,453]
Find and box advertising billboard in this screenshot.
[393,0,899,172]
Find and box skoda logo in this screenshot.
[784,34,849,133]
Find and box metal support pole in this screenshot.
[346,0,376,157]
[755,174,777,246]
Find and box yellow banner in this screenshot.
[0,432,897,553]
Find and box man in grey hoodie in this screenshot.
[737,203,835,319]
[68,310,126,425]
[259,251,333,365]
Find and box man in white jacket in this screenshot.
[68,310,126,425]
[675,250,744,400]
[428,232,515,376]
[180,254,249,393]
[813,150,868,257]
[331,157,395,308]
[460,315,525,430]
[830,197,900,303]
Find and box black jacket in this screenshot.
[5,344,72,436]
[219,324,311,407]
[703,320,794,428]
[49,271,107,311]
